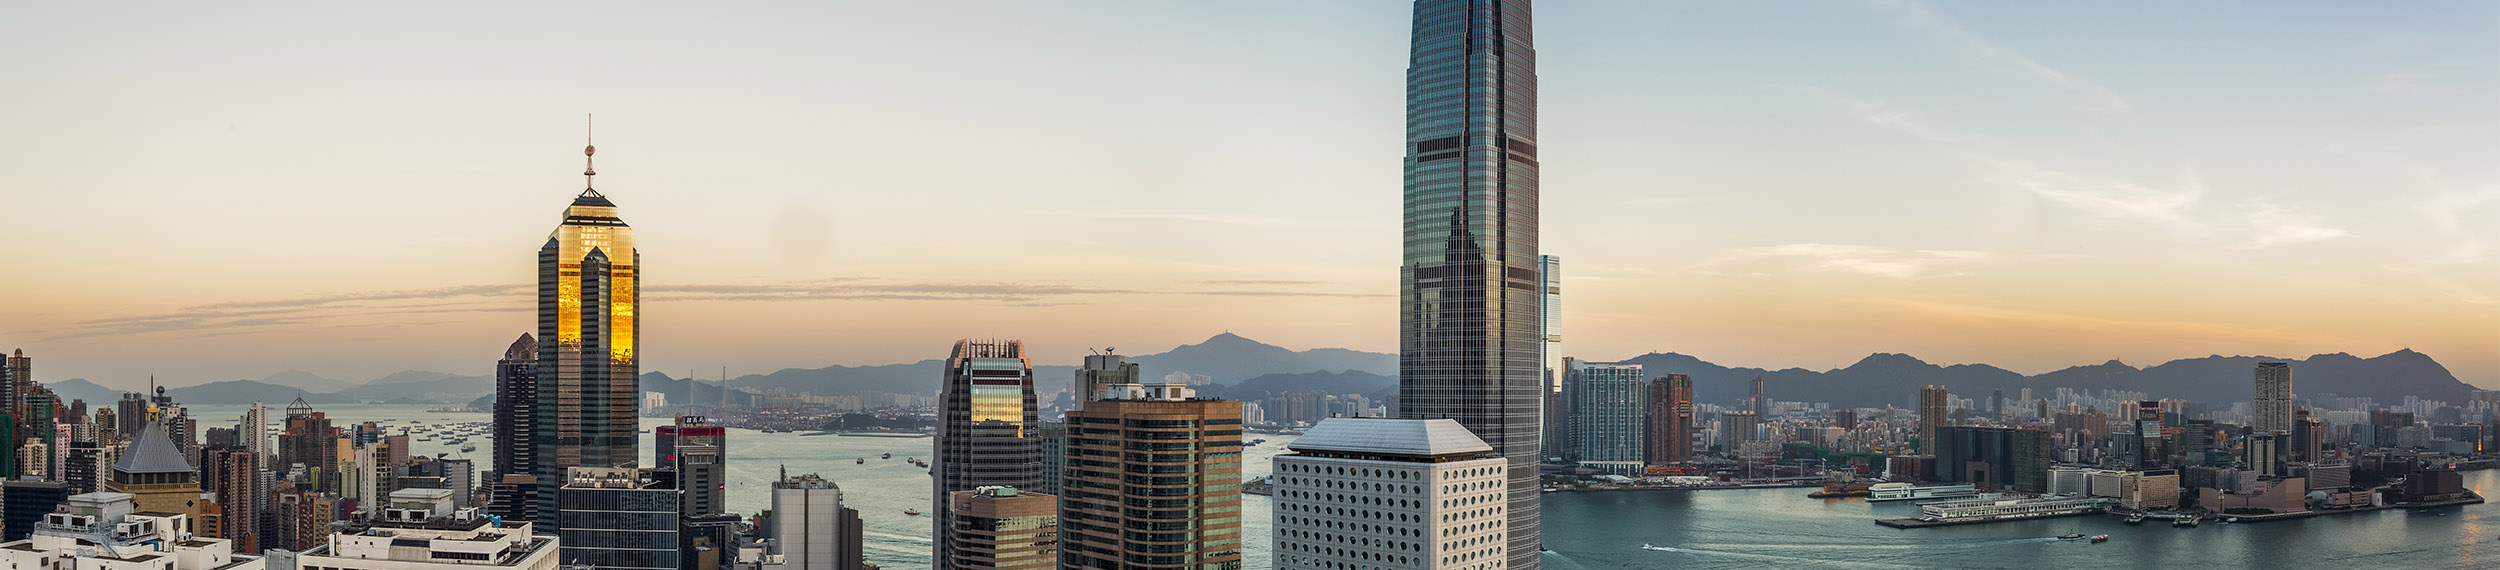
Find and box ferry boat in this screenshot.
[460,443,476,452]
[2173,516,2199,528]
[2089,535,2109,543]
[1867,483,1980,502]
[2124,513,2147,525]
[856,458,865,464]
[903,509,921,516]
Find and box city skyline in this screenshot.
[3,1,2495,389]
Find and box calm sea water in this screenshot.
[190,405,2497,569]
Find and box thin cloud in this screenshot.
[1991,161,2351,250]
[1698,243,1989,280]
[1809,91,1979,143]
[55,285,527,340]
[1195,280,1334,286]
[1862,0,2131,114]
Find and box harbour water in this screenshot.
[187,405,2497,569]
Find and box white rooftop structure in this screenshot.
[1288,418,1492,457]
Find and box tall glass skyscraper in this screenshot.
[533,143,641,529]
[1399,1,1543,566]
[931,339,1040,570]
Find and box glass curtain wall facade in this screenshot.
[1398,1,1543,566]
[533,153,642,528]
[933,339,1041,570]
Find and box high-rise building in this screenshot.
[1932,426,2052,493]
[1919,385,1949,456]
[1069,352,1139,409]
[199,445,259,552]
[656,416,725,516]
[767,469,866,570]
[279,397,337,493]
[1537,256,1565,463]
[116,393,148,439]
[2253,362,2293,434]
[1564,359,1645,474]
[1058,383,1243,569]
[533,144,643,531]
[0,480,66,542]
[1034,421,1065,497]
[296,488,555,570]
[105,420,200,518]
[558,467,679,570]
[944,487,1056,570]
[1397,1,1544,565]
[1719,411,1759,453]
[1,350,28,426]
[2292,410,2327,463]
[1751,377,1768,419]
[1272,418,1507,570]
[1647,374,1694,465]
[486,333,542,523]
[932,339,1040,569]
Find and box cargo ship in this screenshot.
[1866,482,1981,502]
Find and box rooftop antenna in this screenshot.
[583,114,597,192]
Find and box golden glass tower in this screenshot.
[532,141,641,528]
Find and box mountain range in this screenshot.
[36,333,2483,413]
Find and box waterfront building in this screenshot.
[944,487,1056,570]
[1564,359,1645,474]
[532,147,645,529]
[931,339,1040,569]
[656,417,726,516]
[2121,469,2180,511]
[765,470,865,570]
[1058,383,1243,569]
[1538,255,1564,464]
[0,492,263,570]
[1068,352,1139,410]
[296,488,556,570]
[2199,477,2308,514]
[1932,426,2051,493]
[1396,0,1546,564]
[557,467,678,570]
[1272,418,1506,570]
[1919,386,1948,456]
[1646,374,1694,465]
[0,480,66,541]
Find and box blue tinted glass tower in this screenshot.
[1399,1,1542,567]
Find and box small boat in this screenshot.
[2057,533,2087,541]
[461,443,476,452]
[856,458,865,464]
[903,509,922,516]
[2173,516,2199,528]
[2088,535,2109,543]
[2124,513,2146,525]
[882,453,892,459]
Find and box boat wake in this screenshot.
[1640,544,1692,553]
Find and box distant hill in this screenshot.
[1614,349,2477,410]
[1199,370,1396,400]
[167,380,355,406]
[44,378,127,407]
[634,333,1395,401]
[1130,333,1395,385]
[259,370,358,394]
[337,371,489,403]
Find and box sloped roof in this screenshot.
[1287,418,1492,457]
[115,421,193,475]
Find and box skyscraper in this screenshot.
[1751,377,1768,419]
[1397,1,1543,564]
[1068,351,1139,409]
[279,397,336,492]
[1646,373,1694,465]
[557,467,679,570]
[2251,362,2291,477]
[655,416,725,516]
[1919,385,1949,456]
[932,339,1040,569]
[533,141,642,529]
[1058,382,1243,569]
[768,469,866,570]
[1565,359,1645,474]
[944,487,1056,570]
[1537,256,1565,463]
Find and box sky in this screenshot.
[2,1,2494,392]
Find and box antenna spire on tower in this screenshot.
[583,114,598,192]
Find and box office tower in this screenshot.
[533,144,644,531]
[1647,374,1695,465]
[493,334,538,479]
[559,467,679,570]
[2135,400,2165,469]
[105,420,201,518]
[1719,411,1759,452]
[1835,409,1859,431]
[116,393,147,439]
[1990,390,2004,417]
[0,480,66,541]
[1034,421,1065,497]
[200,445,258,551]
[1069,351,1139,409]
[1058,382,1243,569]
[1272,418,1506,570]
[296,488,555,570]
[1932,426,2052,493]
[1751,377,1768,419]
[656,416,725,516]
[2253,362,2293,433]
[2291,410,2325,463]
[944,487,1056,570]
[1537,256,1564,463]
[1919,385,1949,455]
[769,470,866,570]
[932,339,1040,569]
[279,397,337,492]
[243,402,268,462]
[1397,0,1543,564]
[1563,359,1645,474]
[0,493,263,570]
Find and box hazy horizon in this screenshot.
[4,2,2493,391]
